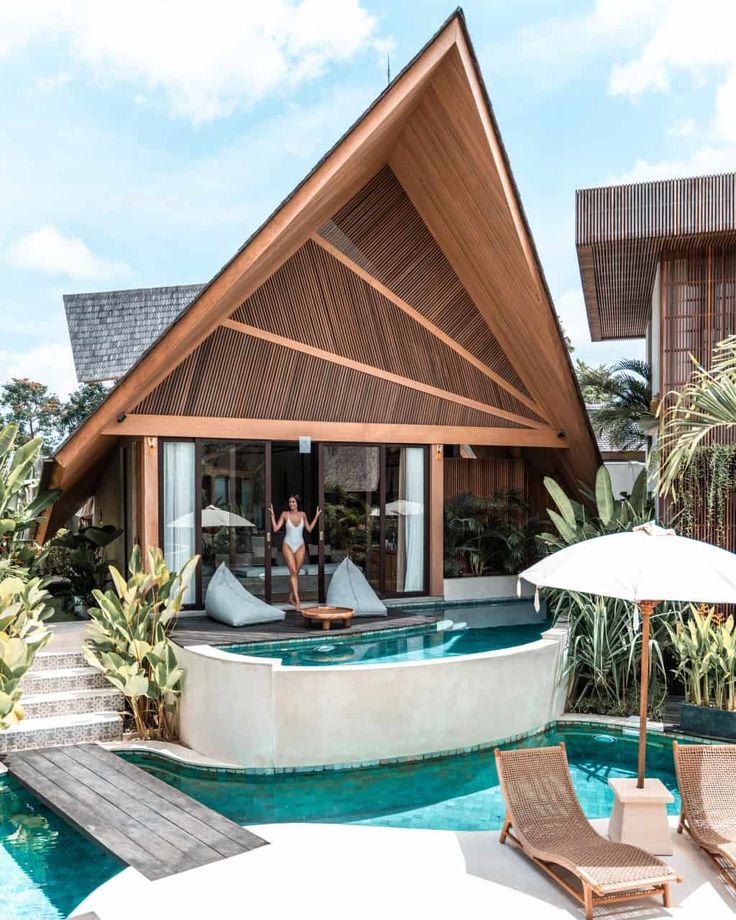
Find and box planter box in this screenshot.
[680,702,736,741]
[443,575,533,602]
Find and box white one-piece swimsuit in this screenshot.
[284,515,305,552]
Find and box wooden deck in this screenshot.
[3,744,267,880]
[173,607,441,647]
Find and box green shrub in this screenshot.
[0,576,53,728]
[668,606,736,710]
[541,466,674,718]
[84,546,198,740]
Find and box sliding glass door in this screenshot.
[161,439,427,606]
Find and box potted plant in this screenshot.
[668,605,736,740]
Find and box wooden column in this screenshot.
[139,436,159,564]
[429,444,444,597]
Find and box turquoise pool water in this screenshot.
[227,612,548,666]
[122,724,692,832]
[0,774,120,920]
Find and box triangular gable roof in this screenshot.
[49,9,599,524]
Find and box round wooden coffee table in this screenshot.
[302,606,355,631]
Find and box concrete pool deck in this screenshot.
[74,818,736,920]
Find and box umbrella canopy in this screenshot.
[370,500,424,517]
[168,505,255,529]
[519,522,736,788]
[519,523,736,605]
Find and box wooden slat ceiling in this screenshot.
[134,325,525,428]
[576,172,736,340]
[319,166,530,398]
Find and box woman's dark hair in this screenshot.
[288,494,301,507]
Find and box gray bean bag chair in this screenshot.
[326,557,387,616]
[205,563,286,626]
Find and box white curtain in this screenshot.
[399,447,425,592]
[163,441,196,604]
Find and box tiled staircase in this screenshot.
[0,649,124,754]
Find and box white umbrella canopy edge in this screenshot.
[518,525,736,606]
[168,505,256,529]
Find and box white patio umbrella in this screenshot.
[370,500,424,517]
[518,522,736,787]
[168,505,255,528]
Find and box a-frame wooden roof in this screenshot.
[48,9,599,524]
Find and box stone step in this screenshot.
[0,712,123,754]
[21,688,125,720]
[20,666,108,694]
[31,649,87,672]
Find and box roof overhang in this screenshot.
[576,172,736,340]
[46,9,600,530]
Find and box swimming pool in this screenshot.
[226,620,548,666]
[0,773,120,920]
[121,723,694,832]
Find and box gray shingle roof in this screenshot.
[64,284,205,383]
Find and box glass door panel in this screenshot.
[270,442,319,604]
[162,440,197,605]
[384,446,426,594]
[200,441,267,599]
[322,445,381,593]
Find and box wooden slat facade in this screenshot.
[576,173,736,340]
[320,166,530,397]
[444,455,552,520]
[134,325,525,428]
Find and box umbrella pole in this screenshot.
[637,600,658,789]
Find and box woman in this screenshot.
[269,495,321,611]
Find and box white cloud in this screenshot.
[0,0,383,123]
[0,341,78,398]
[6,225,130,279]
[607,144,736,185]
[35,71,71,92]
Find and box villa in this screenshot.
[42,12,599,610]
[6,11,736,920]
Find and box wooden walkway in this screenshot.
[4,743,267,880]
[173,607,440,647]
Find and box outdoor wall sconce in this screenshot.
[146,437,156,455]
[434,444,443,460]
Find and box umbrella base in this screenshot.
[608,778,674,855]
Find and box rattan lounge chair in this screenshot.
[495,743,681,920]
[673,741,736,888]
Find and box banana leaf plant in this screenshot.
[539,466,673,718]
[84,546,199,740]
[0,423,61,576]
[0,576,53,729]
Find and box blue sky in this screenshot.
[1,0,734,396]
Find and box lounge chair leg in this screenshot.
[663,883,671,908]
[583,883,593,920]
[677,813,685,834]
[499,815,511,844]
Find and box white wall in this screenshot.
[605,460,647,498]
[176,625,567,769]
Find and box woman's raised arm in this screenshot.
[269,505,284,532]
[304,506,321,534]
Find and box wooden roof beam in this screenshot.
[220,318,545,429]
[310,232,547,420]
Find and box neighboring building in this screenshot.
[43,11,599,606]
[586,407,646,498]
[576,172,736,545]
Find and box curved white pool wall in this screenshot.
[176,623,568,769]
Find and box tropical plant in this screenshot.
[667,605,736,711]
[0,576,53,729]
[38,524,123,610]
[443,490,538,577]
[84,546,198,740]
[0,423,60,576]
[577,358,652,450]
[541,466,672,718]
[658,335,736,498]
